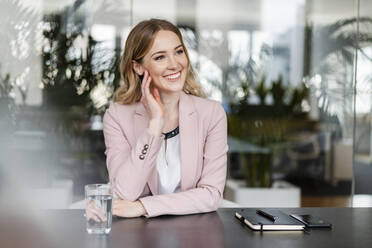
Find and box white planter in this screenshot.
[224,179,301,207]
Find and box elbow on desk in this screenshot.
[200,195,222,214]
[211,194,223,211]
[201,186,223,212]
[113,181,143,201]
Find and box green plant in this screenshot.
[242,152,272,188]
[255,76,268,105]
[290,83,309,113]
[271,76,286,107]
[228,76,312,187]
[41,13,121,114]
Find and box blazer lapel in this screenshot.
[179,92,198,190]
[134,103,158,195]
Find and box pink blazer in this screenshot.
[103,91,228,217]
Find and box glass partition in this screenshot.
[353,0,372,207]
[193,0,359,207]
[1,0,370,210]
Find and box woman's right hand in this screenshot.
[140,70,165,136]
[84,200,107,222]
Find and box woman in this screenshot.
[93,19,227,218]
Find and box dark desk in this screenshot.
[3,208,372,248]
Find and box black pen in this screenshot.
[256,210,276,222]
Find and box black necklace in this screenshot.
[163,126,179,139]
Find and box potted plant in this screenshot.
[225,76,311,207]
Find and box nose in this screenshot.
[167,55,178,69]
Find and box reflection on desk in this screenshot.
[113,213,224,248]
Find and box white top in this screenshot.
[156,134,181,194]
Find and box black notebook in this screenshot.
[235,209,305,231]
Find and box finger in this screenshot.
[87,200,100,210]
[85,210,101,222]
[144,76,153,99]
[143,70,148,82]
[142,71,150,95]
[91,214,101,222]
[93,210,107,222]
[142,75,153,109]
[153,88,162,103]
[87,207,105,220]
[146,72,152,85]
[141,71,147,97]
[147,75,152,89]
[86,209,100,222]
[143,73,149,94]
[87,202,107,221]
[93,207,107,221]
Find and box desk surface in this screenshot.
[2,208,372,248]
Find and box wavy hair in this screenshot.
[114,19,205,104]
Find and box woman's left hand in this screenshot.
[113,199,147,218]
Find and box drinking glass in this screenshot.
[85,184,113,234]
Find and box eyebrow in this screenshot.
[151,44,183,57]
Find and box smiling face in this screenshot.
[134,30,188,94]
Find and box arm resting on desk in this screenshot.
[139,184,224,217]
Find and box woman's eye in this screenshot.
[154,55,164,61]
[176,49,184,55]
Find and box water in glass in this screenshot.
[85,184,113,234]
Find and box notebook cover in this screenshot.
[235,209,305,231]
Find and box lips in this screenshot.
[164,71,181,81]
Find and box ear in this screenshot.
[132,60,145,76]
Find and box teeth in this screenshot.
[166,72,180,80]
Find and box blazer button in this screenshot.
[139,154,145,160]
[144,144,149,149]
[142,149,147,155]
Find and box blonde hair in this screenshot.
[114,19,205,104]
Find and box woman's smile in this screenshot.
[164,71,181,82]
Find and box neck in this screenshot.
[160,91,180,120]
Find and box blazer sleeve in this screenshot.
[103,103,163,201]
[139,102,228,217]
